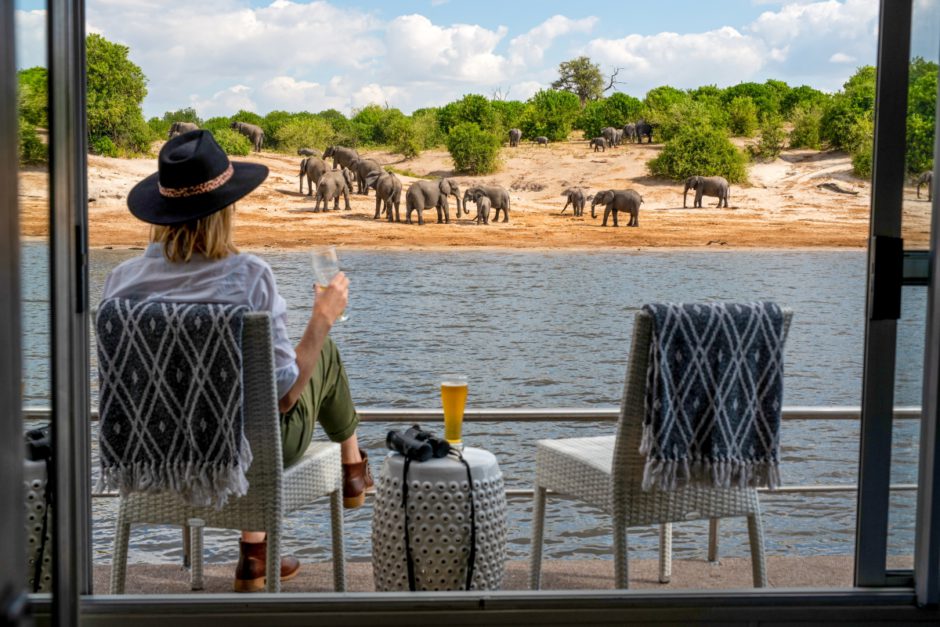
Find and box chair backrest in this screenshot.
[611,308,793,487]
[96,305,282,515]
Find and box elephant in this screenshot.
[365,170,403,222]
[322,145,360,170]
[168,121,198,139]
[622,123,637,143]
[560,188,587,217]
[297,147,317,156]
[535,136,549,145]
[601,126,622,147]
[917,170,933,200]
[684,175,730,208]
[299,156,329,196]
[313,167,354,212]
[470,192,492,225]
[635,120,653,143]
[347,157,383,195]
[230,121,264,152]
[591,189,643,227]
[462,185,510,222]
[405,178,463,225]
[509,128,522,147]
[590,137,608,152]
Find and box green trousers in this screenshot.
[280,336,359,468]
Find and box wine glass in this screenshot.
[311,246,348,322]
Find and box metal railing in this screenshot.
[22,405,920,499]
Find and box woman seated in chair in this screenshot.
[101,129,372,591]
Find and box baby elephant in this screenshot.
[313,167,354,212]
[561,188,586,217]
[535,136,549,146]
[684,175,730,208]
[590,137,607,152]
[468,191,492,225]
[917,171,933,200]
[297,147,317,156]
[591,189,643,227]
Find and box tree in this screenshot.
[552,56,605,106]
[521,89,581,141]
[85,33,150,154]
[728,96,759,137]
[648,126,748,183]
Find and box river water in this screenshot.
[22,246,924,566]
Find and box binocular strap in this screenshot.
[401,452,477,592]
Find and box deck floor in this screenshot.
[92,555,914,594]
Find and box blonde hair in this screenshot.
[151,204,238,263]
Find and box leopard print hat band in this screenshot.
[158,163,234,198]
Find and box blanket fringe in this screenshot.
[96,435,253,510]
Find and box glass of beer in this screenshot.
[311,246,348,322]
[441,375,468,449]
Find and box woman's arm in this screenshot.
[278,271,349,413]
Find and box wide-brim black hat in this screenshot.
[127,130,268,225]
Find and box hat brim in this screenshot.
[127,161,269,225]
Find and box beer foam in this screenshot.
[441,380,467,387]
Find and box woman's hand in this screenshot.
[312,272,349,328]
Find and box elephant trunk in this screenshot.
[457,193,466,215]
[683,181,691,208]
[591,197,600,219]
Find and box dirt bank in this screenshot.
[16,140,932,251]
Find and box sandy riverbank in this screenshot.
[16,139,931,251]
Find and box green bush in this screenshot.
[520,89,580,141]
[648,126,748,183]
[412,109,445,149]
[722,81,784,120]
[438,94,500,135]
[17,67,48,128]
[18,118,47,164]
[89,135,118,158]
[644,85,691,125]
[273,118,334,154]
[203,116,232,134]
[849,115,874,178]
[386,115,421,158]
[788,105,823,149]
[575,92,645,139]
[445,122,501,174]
[781,85,828,118]
[490,100,527,134]
[728,96,758,137]
[212,128,252,156]
[655,99,727,143]
[755,114,786,160]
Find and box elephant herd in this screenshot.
[296,145,512,225]
[167,120,266,152]
[559,174,732,228]
[588,121,654,152]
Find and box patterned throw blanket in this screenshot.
[639,302,786,492]
[96,299,253,509]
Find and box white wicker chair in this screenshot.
[107,312,346,593]
[530,308,791,589]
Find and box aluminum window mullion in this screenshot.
[856,0,913,588]
[49,0,90,624]
[0,1,28,624]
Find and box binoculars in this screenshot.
[386,424,451,462]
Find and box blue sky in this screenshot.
[13,1,897,118]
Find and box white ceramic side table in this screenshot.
[371,447,508,591]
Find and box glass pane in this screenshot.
[16,0,52,596]
[886,286,926,570]
[902,0,939,249]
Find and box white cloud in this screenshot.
[14,9,46,69]
[585,27,767,93]
[508,15,597,67]
[385,14,509,82]
[191,84,257,118]
[829,52,856,63]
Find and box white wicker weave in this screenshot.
[530,309,792,590]
[107,312,346,593]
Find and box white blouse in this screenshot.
[101,243,300,400]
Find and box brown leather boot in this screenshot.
[342,449,373,508]
[233,539,301,592]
